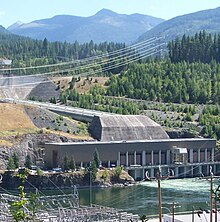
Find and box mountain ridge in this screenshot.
[7,9,164,44]
[138,6,220,42]
[0,25,9,34]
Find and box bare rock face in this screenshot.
[0,133,80,170]
[24,106,79,134]
[166,128,199,139]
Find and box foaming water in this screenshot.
[141,178,217,193]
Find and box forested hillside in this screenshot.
[0,33,126,74]
[168,30,220,63]
[57,31,220,139]
[0,33,125,61]
[138,6,220,42]
[103,31,220,105]
[105,61,220,104]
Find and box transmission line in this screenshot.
[0,46,163,88]
[0,37,161,72]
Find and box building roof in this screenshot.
[100,115,159,127]
[45,138,216,146]
[89,115,170,141]
[0,59,12,66]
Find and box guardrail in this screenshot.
[0,98,115,122]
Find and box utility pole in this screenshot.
[214,192,217,222]
[157,166,162,222]
[192,206,194,222]
[90,166,92,207]
[210,166,213,222]
[172,201,175,222]
[210,175,213,222]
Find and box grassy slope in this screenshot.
[0,103,91,145]
[0,103,38,146]
[0,103,37,132]
[52,76,109,93]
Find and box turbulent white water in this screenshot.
[134,177,220,216]
[140,178,218,193]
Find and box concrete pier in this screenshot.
[126,162,220,181]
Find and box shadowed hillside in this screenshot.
[138,6,220,42]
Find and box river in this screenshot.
[78,178,219,217]
[1,178,218,218]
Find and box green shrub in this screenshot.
[36,168,43,176]
[114,166,123,178]
[102,169,108,182]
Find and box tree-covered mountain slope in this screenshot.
[138,6,220,42]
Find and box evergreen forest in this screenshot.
[168,30,220,63]
[0,33,126,75]
[0,30,220,139]
[59,31,220,139]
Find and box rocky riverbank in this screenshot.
[0,169,135,190]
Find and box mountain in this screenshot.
[0,25,9,34]
[138,6,220,42]
[8,9,164,44]
[7,21,24,30]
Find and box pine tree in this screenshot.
[63,154,69,172]
[12,152,19,169]
[93,149,100,168]
[69,156,76,170]
[7,157,16,170]
[91,160,97,182]
[25,154,32,169]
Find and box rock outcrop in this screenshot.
[0,169,135,190]
[0,133,83,169]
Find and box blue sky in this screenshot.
[1,0,220,28]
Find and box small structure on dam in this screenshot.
[44,115,218,180]
[0,58,12,69]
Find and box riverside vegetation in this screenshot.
[4,149,134,190]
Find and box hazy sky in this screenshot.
[1,0,220,28]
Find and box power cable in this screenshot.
[0,48,162,88]
[0,41,163,81]
[0,37,160,72]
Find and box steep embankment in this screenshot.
[0,103,90,138]
[0,102,91,169]
[0,74,59,102]
[0,103,37,133]
[28,79,60,101]
[0,75,47,100]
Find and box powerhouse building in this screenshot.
[44,115,218,180]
